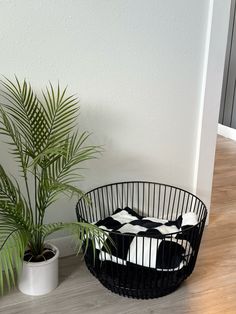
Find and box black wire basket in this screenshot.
[76,181,207,299]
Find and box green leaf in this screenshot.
[40,222,113,257]
[0,77,49,156]
[0,107,30,174]
[0,165,33,229]
[0,227,29,295]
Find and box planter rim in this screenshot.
[22,243,59,267]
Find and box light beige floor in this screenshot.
[1,135,236,314]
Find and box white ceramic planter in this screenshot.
[18,243,59,296]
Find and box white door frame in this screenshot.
[194,0,232,218]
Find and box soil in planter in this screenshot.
[23,248,55,263]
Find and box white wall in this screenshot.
[0,1,220,232]
[194,0,231,215]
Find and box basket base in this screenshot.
[99,277,181,299]
[85,261,184,299]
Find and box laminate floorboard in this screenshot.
[1,135,236,314]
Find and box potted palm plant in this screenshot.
[0,77,106,296]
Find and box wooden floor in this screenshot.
[1,135,236,314]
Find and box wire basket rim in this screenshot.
[76,180,208,238]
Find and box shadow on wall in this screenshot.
[78,101,188,192]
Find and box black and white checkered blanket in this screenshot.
[94,207,198,271]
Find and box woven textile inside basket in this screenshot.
[93,207,198,271]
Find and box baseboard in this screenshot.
[49,235,77,258]
[218,123,236,141]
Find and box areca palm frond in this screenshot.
[1,77,79,162]
[36,131,101,212]
[1,77,48,157]
[0,165,32,294]
[40,222,111,256]
[0,227,29,294]
[0,77,105,295]
[0,107,30,175]
[41,83,79,150]
[0,165,33,229]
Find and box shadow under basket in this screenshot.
[76,181,207,299]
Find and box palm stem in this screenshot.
[34,166,42,253]
[24,172,33,215]
[34,166,37,227]
[0,228,18,251]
